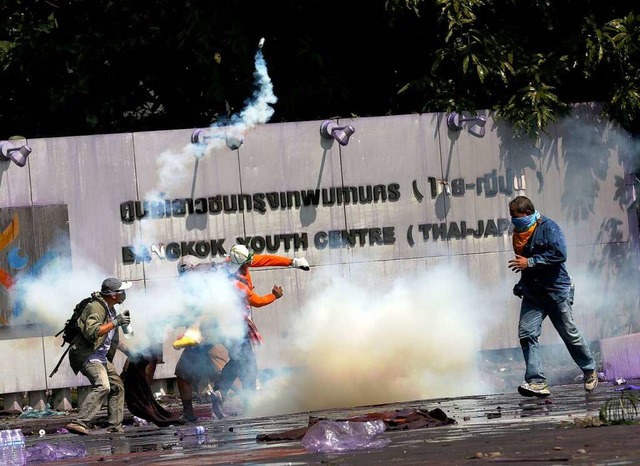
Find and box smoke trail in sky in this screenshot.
[189,49,277,158]
[131,47,278,256]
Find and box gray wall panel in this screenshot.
[28,134,138,276]
[341,114,444,263]
[438,113,516,257]
[0,338,45,393]
[238,120,346,268]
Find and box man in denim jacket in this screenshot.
[508,196,597,397]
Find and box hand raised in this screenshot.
[272,285,284,299]
[508,255,528,273]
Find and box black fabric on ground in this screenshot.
[121,358,184,427]
[256,408,456,441]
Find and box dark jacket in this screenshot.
[68,293,119,374]
[515,216,572,303]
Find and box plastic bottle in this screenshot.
[0,428,27,466]
[176,426,206,438]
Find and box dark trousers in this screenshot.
[216,337,257,397]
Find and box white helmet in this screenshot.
[227,244,253,273]
[177,255,200,275]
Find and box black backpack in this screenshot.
[49,294,106,377]
[56,296,94,346]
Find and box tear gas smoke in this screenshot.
[10,249,248,365]
[246,264,505,417]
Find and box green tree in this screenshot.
[0,0,638,139]
[401,0,640,137]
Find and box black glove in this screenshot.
[114,310,131,327]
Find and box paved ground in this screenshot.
[2,378,640,465]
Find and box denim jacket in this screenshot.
[514,216,572,303]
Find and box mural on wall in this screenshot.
[0,206,70,326]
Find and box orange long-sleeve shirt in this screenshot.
[238,253,293,290]
[225,253,292,303]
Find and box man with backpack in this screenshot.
[65,277,133,435]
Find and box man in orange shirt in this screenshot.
[209,244,310,418]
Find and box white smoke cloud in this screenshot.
[123,267,247,358]
[247,264,503,417]
[12,251,248,365]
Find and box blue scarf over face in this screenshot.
[511,210,540,232]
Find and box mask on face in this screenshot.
[116,290,127,304]
[511,210,540,232]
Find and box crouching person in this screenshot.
[66,277,133,435]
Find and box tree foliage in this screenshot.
[0,0,638,139]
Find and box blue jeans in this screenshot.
[75,361,124,429]
[518,296,595,383]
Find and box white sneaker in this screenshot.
[518,381,551,398]
[584,371,598,392]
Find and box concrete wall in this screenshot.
[0,105,638,399]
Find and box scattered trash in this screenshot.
[26,442,87,462]
[486,412,502,419]
[560,415,604,428]
[471,451,502,459]
[179,434,208,446]
[154,388,166,400]
[614,385,640,391]
[38,429,45,438]
[133,416,148,426]
[301,420,390,453]
[0,428,26,466]
[614,378,627,386]
[176,426,206,439]
[257,408,456,442]
[18,404,67,419]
